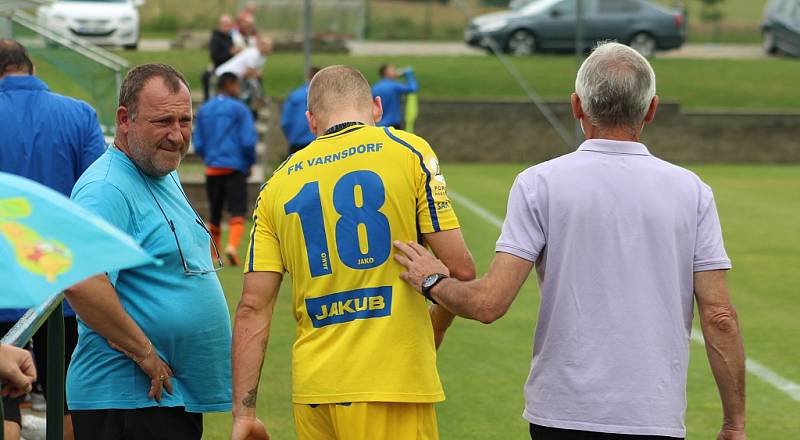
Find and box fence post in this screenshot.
[45,303,64,440]
[1,378,5,440]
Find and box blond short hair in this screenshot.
[307,65,373,120]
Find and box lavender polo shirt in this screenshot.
[496,139,731,437]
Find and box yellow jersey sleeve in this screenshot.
[244,182,284,274]
[386,129,460,234]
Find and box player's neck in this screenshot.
[321,114,372,135]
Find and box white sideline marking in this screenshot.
[450,188,800,402]
[691,329,800,401]
[448,190,504,229]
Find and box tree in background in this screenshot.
[697,0,725,43]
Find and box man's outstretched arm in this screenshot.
[231,271,282,440]
[694,270,746,440]
[394,241,532,324]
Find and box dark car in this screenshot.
[762,0,800,56]
[465,0,685,58]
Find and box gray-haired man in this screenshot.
[394,42,746,440]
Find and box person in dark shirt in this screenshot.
[202,14,241,102]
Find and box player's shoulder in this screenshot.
[380,126,435,156]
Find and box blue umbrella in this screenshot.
[0,172,158,308]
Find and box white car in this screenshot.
[37,0,144,50]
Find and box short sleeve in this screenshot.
[71,181,133,284]
[244,183,284,274]
[693,186,731,272]
[411,138,459,234]
[495,175,545,263]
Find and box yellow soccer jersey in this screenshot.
[245,124,459,404]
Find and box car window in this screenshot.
[778,0,796,18]
[551,0,577,15]
[597,0,642,14]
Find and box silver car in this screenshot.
[762,0,800,57]
[465,0,686,58]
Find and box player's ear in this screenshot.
[372,96,383,125]
[116,106,131,134]
[306,110,319,136]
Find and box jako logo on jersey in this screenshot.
[306,286,392,328]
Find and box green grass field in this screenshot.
[111,50,800,112]
[200,163,800,439]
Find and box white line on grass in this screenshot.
[691,329,800,401]
[449,188,800,402]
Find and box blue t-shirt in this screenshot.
[67,147,232,412]
[372,70,419,127]
[280,83,316,148]
[193,94,257,173]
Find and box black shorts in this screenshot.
[530,424,684,440]
[0,314,79,417]
[205,171,248,226]
[2,396,24,425]
[71,407,202,440]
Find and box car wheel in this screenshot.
[123,42,138,50]
[629,32,656,58]
[762,29,778,55]
[507,30,536,56]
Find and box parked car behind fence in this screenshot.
[762,0,800,57]
[37,0,143,50]
[465,0,685,58]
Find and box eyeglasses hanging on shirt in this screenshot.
[134,165,224,275]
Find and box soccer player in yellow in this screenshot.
[230,65,476,440]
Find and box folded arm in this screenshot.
[65,274,173,400]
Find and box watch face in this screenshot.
[422,274,440,290]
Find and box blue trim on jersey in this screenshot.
[382,127,440,232]
[248,214,257,273]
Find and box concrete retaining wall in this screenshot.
[264,100,800,164]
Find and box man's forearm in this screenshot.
[65,275,150,358]
[231,304,271,419]
[701,308,746,429]
[430,278,494,323]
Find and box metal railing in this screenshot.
[0,293,65,440]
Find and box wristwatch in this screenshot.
[420,273,449,304]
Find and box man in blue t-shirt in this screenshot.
[66,64,232,440]
[0,39,106,440]
[371,63,418,130]
[280,65,321,156]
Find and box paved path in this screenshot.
[139,38,764,59]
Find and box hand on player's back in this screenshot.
[393,240,450,293]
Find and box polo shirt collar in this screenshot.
[0,75,49,93]
[577,138,651,156]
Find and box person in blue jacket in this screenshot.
[371,63,418,129]
[280,65,321,156]
[193,72,257,266]
[0,39,106,440]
